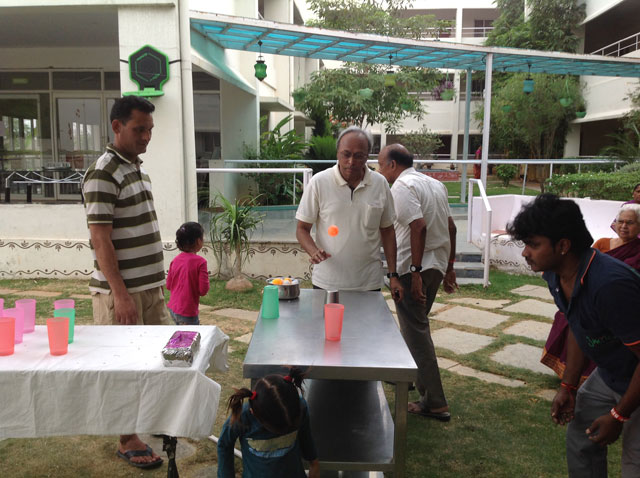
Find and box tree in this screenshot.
[486,0,586,53]
[295,0,444,132]
[399,126,443,158]
[481,0,587,160]
[294,65,436,131]
[476,74,583,159]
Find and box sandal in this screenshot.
[408,401,451,422]
[116,445,164,469]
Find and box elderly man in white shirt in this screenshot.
[378,143,458,422]
[296,127,403,299]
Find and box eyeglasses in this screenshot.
[617,219,637,226]
[338,150,368,162]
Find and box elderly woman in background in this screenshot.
[541,203,640,379]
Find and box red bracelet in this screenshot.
[560,382,578,392]
[610,407,630,423]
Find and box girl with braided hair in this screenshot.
[217,367,319,477]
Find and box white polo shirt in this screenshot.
[391,167,451,276]
[296,164,396,291]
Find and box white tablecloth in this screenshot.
[0,325,229,439]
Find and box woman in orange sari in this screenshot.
[541,204,640,380]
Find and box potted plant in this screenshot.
[209,193,264,291]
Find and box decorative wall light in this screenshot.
[384,54,396,88]
[523,63,534,94]
[254,40,267,81]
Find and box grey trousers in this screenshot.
[395,269,447,410]
[567,368,640,478]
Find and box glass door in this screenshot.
[53,96,102,200]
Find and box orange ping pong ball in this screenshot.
[328,225,339,237]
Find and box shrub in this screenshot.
[496,164,518,187]
[545,170,640,200]
[306,135,336,174]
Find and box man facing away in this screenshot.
[296,126,403,300]
[377,144,458,421]
[508,193,640,477]
[82,95,170,469]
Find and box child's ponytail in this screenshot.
[227,387,253,424]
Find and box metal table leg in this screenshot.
[162,435,179,478]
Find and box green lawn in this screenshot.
[445,179,541,204]
[0,273,622,477]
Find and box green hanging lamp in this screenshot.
[254,40,267,81]
[384,54,396,88]
[523,63,534,94]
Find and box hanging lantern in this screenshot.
[358,88,374,99]
[254,40,267,81]
[384,54,396,88]
[292,90,306,105]
[523,63,534,94]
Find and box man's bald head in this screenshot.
[380,143,413,168]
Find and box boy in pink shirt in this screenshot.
[166,222,210,325]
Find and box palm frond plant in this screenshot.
[209,193,264,288]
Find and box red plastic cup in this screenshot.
[54,299,75,310]
[0,317,15,356]
[4,307,24,344]
[16,299,36,334]
[46,317,69,356]
[324,303,344,341]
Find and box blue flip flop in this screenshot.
[117,444,164,469]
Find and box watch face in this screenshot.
[410,265,421,272]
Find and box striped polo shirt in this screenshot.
[82,144,165,294]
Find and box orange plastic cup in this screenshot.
[0,317,15,356]
[46,317,69,356]
[324,303,344,341]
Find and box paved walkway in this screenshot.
[208,282,559,401]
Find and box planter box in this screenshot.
[420,169,461,182]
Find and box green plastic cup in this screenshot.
[261,285,280,319]
[54,308,75,344]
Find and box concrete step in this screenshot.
[456,277,488,286]
[455,252,482,263]
[454,261,484,278]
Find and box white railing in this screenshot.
[461,26,494,38]
[467,179,492,288]
[196,167,313,205]
[590,32,640,57]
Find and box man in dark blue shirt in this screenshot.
[507,194,640,478]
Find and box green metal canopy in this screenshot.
[190,11,640,78]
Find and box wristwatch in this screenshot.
[409,264,422,273]
[386,272,399,279]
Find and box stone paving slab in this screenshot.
[503,320,552,342]
[437,357,459,370]
[213,308,258,322]
[502,299,557,320]
[0,288,20,295]
[431,327,495,354]
[432,305,510,329]
[448,297,511,309]
[234,332,253,344]
[537,389,558,402]
[448,364,525,388]
[491,343,555,375]
[70,294,92,300]
[20,290,61,298]
[511,284,554,301]
[385,299,446,316]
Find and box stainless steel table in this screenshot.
[243,290,417,477]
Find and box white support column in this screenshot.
[481,53,493,188]
[455,7,463,42]
[461,68,472,203]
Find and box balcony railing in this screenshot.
[590,32,640,57]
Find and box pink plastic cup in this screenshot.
[54,299,75,310]
[0,317,15,356]
[324,303,345,341]
[4,307,24,344]
[15,299,36,334]
[0,298,4,316]
[46,317,69,356]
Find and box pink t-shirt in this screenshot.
[166,252,210,316]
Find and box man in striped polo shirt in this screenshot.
[82,95,168,469]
